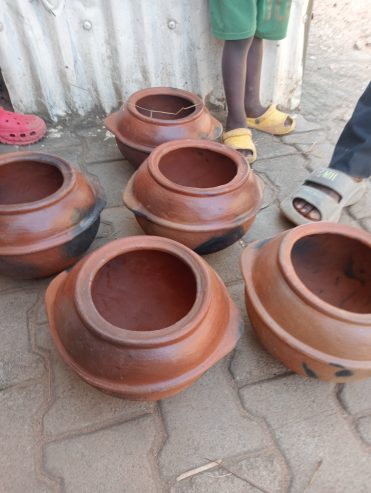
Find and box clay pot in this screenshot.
[240,222,371,382]
[105,87,223,168]
[0,152,105,279]
[123,139,263,254]
[45,236,242,400]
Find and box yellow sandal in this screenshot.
[246,104,295,135]
[221,128,257,164]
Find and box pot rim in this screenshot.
[240,239,371,369]
[104,87,223,152]
[74,236,212,347]
[147,139,251,197]
[278,222,371,324]
[126,87,204,125]
[0,151,76,214]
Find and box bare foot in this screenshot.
[293,177,362,220]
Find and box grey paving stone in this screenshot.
[228,283,289,387]
[293,114,322,133]
[252,131,297,160]
[243,203,291,244]
[0,384,51,492]
[159,362,269,480]
[240,375,371,493]
[82,130,124,164]
[87,160,133,207]
[35,323,155,438]
[204,242,244,284]
[297,141,334,161]
[349,183,371,220]
[0,290,45,389]
[101,205,144,239]
[339,380,371,415]
[361,217,371,232]
[172,450,288,493]
[356,416,371,446]
[44,415,160,493]
[281,130,327,147]
[253,154,310,201]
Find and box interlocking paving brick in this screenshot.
[356,416,371,446]
[0,384,51,492]
[339,380,371,415]
[243,203,290,244]
[35,323,154,438]
[228,283,288,387]
[159,362,269,480]
[87,160,133,207]
[252,131,297,160]
[204,242,244,284]
[172,450,288,493]
[0,290,45,389]
[293,114,322,133]
[240,375,371,492]
[253,154,310,201]
[44,416,160,493]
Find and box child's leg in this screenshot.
[222,38,254,131]
[244,37,266,118]
[222,38,256,159]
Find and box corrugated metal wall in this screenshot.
[0,0,309,120]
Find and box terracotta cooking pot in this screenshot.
[45,236,242,400]
[105,87,223,168]
[123,139,263,254]
[240,222,371,382]
[0,152,105,279]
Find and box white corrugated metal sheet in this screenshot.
[0,0,309,120]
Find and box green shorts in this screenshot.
[209,0,292,41]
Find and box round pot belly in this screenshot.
[124,139,263,254]
[45,236,242,400]
[240,223,371,382]
[105,87,223,168]
[0,152,105,279]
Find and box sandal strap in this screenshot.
[306,168,359,200]
[222,128,254,150]
[292,185,340,216]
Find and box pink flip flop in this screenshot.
[0,107,47,145]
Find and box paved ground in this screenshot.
[1,1,371,491]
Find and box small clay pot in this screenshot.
[45,236,242,400]
[123,139,263,254]
[0,152,105,279]
[105,87,223,168]
[240,222,371,382]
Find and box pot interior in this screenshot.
[91,250,197,331]
[0,161,63,205]
[159,148,237,188]
[291,233,371,314]
[135,94,196,120]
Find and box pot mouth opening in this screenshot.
[135,94,197,121]
[91,249,198,331]
[290,233,371,315]
[0,160,64,205]
[158,147,238,188]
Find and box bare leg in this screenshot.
[222,38,253,131]
[244,37,266,118]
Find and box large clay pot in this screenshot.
[45,236,242,400]
[240,223,371,382]
[0,152,106,279]
[123,139,263,254]
[105,87,223,168]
